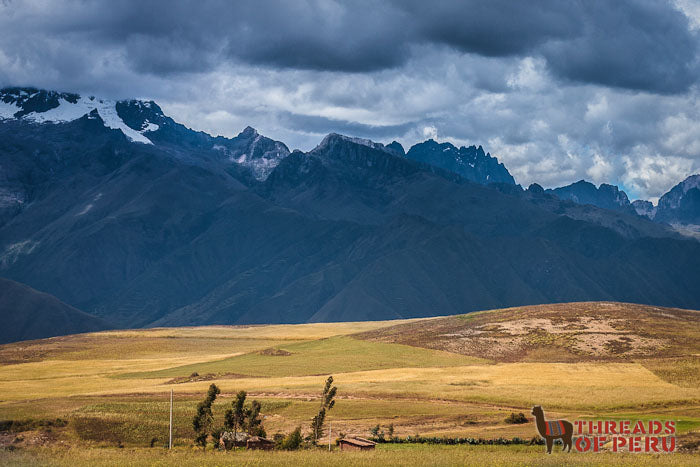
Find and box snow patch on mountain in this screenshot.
[212,131,290,180]
[0,240,39,268]
[632,199,657,219]
[27,96,152,144]
[140,121,159,132]
[0,100,20,120]
[76,203,93,216]
[2,91,153,144]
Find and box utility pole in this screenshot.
[169,389,173,449]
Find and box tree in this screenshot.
[245,400,265,437]
[310,376,337,444]
[224,390,247,440]
[223,391,266,439]
[192,384,220,450]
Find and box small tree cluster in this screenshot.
[369,423,394,441]
[223,391,266,439]
[192,384,220,450]
[310,376,337,444]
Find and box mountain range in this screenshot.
[1,87,699,343]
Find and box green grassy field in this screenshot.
[1,303,699,465]
[123,336,487,379]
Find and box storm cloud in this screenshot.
[0,0,699,200]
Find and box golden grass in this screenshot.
[1,444,699,467]
[1,303,699,460]
[642,357,700,388]
[98,319,421,341]
[144,362,697,411]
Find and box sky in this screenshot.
[1,0,699,202]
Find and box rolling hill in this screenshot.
[356,301,700,365]
[0,278,111,344]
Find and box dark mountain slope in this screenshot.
[546,180,636,215]
[0,278,111,344]
[1,88,699,331]
[655,174,700,225]
[405,139,515,185]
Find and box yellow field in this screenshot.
[2,444,700,467]
[1,303,699,465]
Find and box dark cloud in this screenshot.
[541,0,699,94]
[398,0,580,57]
[1,0,699,200]
[2,0,696,93]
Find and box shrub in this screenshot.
[504,412,529,424]
[0,418,68,433]
[280,427,303,450]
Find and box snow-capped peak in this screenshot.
[1,88,153,144]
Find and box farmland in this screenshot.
[1,302,699,465]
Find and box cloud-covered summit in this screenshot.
[1,0,699,199]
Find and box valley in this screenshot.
[1,302,699,464]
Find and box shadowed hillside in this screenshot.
[0,278,111,344]
[2,89,700,331]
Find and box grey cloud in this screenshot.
[2,0,698,93]
[277,112,416,140]
[541,0,699,94]
[1,0,700,200]
[398,0,579,57]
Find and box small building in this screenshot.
[219,432,248,450]
[246,435,275,450]
[338,437,377,451]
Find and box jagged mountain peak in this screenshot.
[314,133,388,153]
[385,141,405,156]
[655,173,700,225]
[0,87,292,180]
[211,126,290,180]
[546,179,634,215]
[405,139,515,185]
[238,126,259,138]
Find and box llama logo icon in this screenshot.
[531,405,573,454]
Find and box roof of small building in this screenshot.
[339,437,377,447]
[247,436,274,443]
[220,432,248,442]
